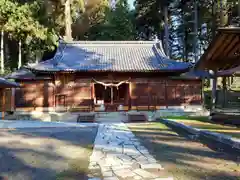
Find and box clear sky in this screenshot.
[128,0,134,9]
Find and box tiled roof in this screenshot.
[27,41,191,72]
[5,68,36,80]
[0,77,19,88]
[5,68,52,80]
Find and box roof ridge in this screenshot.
[60,41,156,44]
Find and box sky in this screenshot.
[128,0,134,9]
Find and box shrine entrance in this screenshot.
[94,81,130,111]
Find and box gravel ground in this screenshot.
[0,125,98,180]
[128,122,240,180]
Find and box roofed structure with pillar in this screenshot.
[195,27,240,126]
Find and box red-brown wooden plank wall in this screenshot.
[15,78,202,109]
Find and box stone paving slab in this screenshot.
[88,122,173,180]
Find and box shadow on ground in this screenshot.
[128,122,240,180]
[0,126,98,180]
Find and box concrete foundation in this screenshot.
[5,105,209,122]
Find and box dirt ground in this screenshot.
[128,122,240,180]
[0,126,98,180]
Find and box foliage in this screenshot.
[0,0,239,71]
[86,0,136,40]
[134,0,163,39]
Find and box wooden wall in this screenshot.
[131,79,202,107]
[15,81,55,108]
[0,88,14,112]
[15,74,202,110]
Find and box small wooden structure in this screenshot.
[7,41,203,112]
[195,27,240,126]
[0,78,19,119]
[196,27,240,71]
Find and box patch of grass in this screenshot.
[55,158,90,180]
[129,122,169,130]
[163,116,240,139]
[163,115,209,122]
[55,145,97,180]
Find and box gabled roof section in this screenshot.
[5,68,36,80]
[0,77,19,88]
[26,41,190,73]
[195,27,240,71]
[5,68,52,80]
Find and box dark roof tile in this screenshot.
[27,41,190,72]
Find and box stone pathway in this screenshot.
[88,123,173,180]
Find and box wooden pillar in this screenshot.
[2,89,5,120]
[111,86,113,105]
[129,82,132,109]
[165,81,168,108]
[11,88,15,111]
[91,83,95,100]
[201,79,204,107]
[222,76,227,108]
[91,83,95,111]
[211,72,217,110]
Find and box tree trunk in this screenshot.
[238,0,240,16]
[65,0,72,41]
[220,0,228,26]
[164,5,169,57]
[193,0,198,63]
[18,40,22,69]
[211,0,217,38]
[0,30,4,74]
[35,50,42,63]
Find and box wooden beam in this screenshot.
[2,89,5,120]
[208,54,240,70]
[222,35,240,57]
[203,34,228,66]
[218,56,240,70]
[210,34,234,62]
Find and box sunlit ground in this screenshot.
[128,122,240,180]
[165,116,240,139]
[0,127,98,180]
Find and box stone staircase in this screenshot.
[95,112,127,123]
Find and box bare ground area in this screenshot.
[0,126,98,180]
[128,122,240,180]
